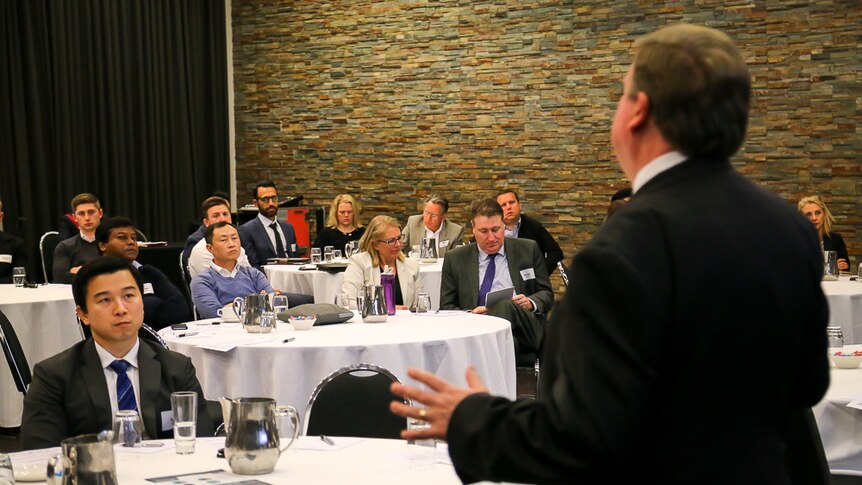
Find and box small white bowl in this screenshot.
[288,315,317,331]
[830,354,862,369]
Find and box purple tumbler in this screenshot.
[380,271,396,315]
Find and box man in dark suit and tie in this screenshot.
[391,24,829,483]
[239,180,299,269]
[495,189,564,275]
[21,257,212,449]
[440,199,554,366]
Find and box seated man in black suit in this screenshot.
[0,199,28,284]
[495,189,563,275]
[239,180,300,269]
[391,24,829,483]
[97,216,189,329]
[53,193,103,283]
[22,257,212,449]
[440,199,554,366]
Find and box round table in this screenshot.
[813,344,862,474]
[0,284,83,427]
[822,277,862,344]
[264,259,445,309]
[159,310,515,420]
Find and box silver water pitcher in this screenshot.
[420,237,439,263]
[361,284,388,323]
[233,294,275,333]
[220,397,299,475]
[48,431,117,484]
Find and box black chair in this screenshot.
[135,229,148,242]
[40,231,60,283]
[304,363,407,439]
[139,323,168,349]
[0,309,32,395]
[178,252,197,320]
[556,260,569,287]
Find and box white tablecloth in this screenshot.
[822,277,862,345]
[0,284,83,427]
[813,344,862,474]
[9,437,464,484]
[265,260,445,309]
[160,311,516,421]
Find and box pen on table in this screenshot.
[282,337,295,344]
[320,435,335,446]
[177,331,199,338]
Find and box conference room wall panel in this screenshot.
[230,1,861,267]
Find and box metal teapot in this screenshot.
[219,397,300,475]
[48,431,117,484]
[233,294,275,333]
[361,284,388,323]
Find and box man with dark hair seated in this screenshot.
[21,257,212,450]
[96,216,189,329]
[191,221,312,319]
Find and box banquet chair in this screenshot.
[135,229,148,242]
[139,323,169,349]
[0,309,32,395]
[178,252,197,320]
[40,231,60,283]
[304,363,407,439]
[556,261,569,287]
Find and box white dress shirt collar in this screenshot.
[632,150,687,194]
[80,231,96,243]
[211,261,239,278]
[257,213,276,227]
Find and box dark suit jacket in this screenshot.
[139,265,190,330]
[440,238,554,314]
[22,338,213,450]
[823,232,849,267]
[516,214,564,276]
[447,160,829,484]
[0,231,28,284]
[239,217,298,268]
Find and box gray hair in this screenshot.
[424,194,450,214]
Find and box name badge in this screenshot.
[160,410,173,432]
[439,240,450,248]
[290,243,297,252]
[0,254,11,264]
[520,268,536,281]
[143,283,155,295]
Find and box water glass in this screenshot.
[170,392,198,455]
[271,295,289,320]
[113,410,143,447]
[415,292,431,314]
[332,249,342,261]
[12,267,25,287]
[0,453,13,485]
[407,413,435,448]
[323,246,334,263]
[857,262,862,281]
[410,245,421,260]
[827,325,844,350]
[310,248,322,264]
[334,292,350,310]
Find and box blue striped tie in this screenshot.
[109,360,138,412]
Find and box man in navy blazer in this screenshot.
[239,180,299,269]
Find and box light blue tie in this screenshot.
[109,360,137,412]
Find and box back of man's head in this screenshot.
[95,216,136,247]
[632,23,750,159]
[470,198,504,223]
[71,193,101,212]
[73,256,143,312]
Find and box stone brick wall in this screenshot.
[232,0,861,281]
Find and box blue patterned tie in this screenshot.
[478,253,498,307]
[109,360,138,412]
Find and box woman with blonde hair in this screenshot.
[798,195,850,271]
[313,194,365,252]
[342,215,421,310]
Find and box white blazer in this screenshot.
[342,252,422,309]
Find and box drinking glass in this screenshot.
[12,267,25,287]
[332,249,342,261]
[0,453,13,485]
[415,292,431,315]
[334,292,350,310]
[310,248,322,264]
[113,410,143,447]
[170,392,198,455]
[323,246,334,263]
[410,245,421,260]
[857,262,862,281]
[407,412,436,448]
[271,295,289,320]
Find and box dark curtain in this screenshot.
[0,0,229,279]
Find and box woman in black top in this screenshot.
[798,195,850,271]
[314,194,366,252]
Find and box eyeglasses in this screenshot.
[257,196,278,204]
[423,210,443,220]
[378,234,406,247]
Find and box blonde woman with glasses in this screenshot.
[342,215,422,309]
[798,195,850,271]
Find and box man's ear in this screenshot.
[628,91,651,131]
[76,306,90,326]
